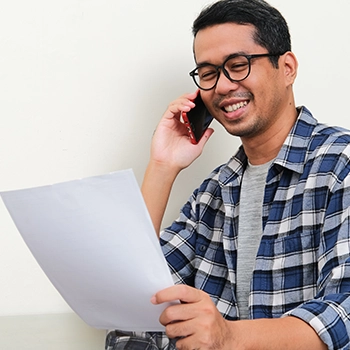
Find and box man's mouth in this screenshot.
[223,101,248,113]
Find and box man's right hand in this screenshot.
[150,91,214,173]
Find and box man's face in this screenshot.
[194,23,292,141]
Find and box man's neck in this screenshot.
[241,106,298,165]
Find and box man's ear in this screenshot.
[281,51,298,86]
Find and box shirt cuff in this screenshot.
[284,299,349,350]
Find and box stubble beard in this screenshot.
[223,117,266,138]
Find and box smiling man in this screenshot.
[106,1,350,349]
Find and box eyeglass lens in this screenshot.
[193,55,251,90]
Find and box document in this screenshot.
[0,169,176,331]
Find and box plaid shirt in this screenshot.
[106,107,350,350]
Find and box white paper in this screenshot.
[0,169,176,331]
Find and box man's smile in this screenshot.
[223,100,248,112]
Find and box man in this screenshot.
[106,0,350,349]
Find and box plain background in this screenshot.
[0,0,349,316]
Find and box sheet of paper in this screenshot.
[0,169,176,331]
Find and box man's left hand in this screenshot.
[151,285,232,350]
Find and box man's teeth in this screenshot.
[224,101,248,112]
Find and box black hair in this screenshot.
[192,0,291,67]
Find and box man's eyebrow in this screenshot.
[195,51,249,67]
[195,60,216,67]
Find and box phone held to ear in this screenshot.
[182,93,213,144]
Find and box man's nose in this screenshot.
[214,71,240,95]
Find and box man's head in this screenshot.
[190,0,298,153]
[192,0,291,68]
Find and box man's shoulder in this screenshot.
[276,107,350,176]
[311,122,350,153]
[297,107,350,152]
[298,110,350,180]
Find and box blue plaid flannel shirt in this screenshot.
[106,106,350,350]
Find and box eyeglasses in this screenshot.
[189,53,284,91]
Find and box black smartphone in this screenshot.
[182,93,213,144]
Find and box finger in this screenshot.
[175,334,202,350]
[164,92,198,120]
[182,90,199,102]
[165,318,194,339]
[159,302,192,326]
[168,100,195,116]
[197,127,214,146]
[151,285,202,305]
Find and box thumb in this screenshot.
[198,127,214,147]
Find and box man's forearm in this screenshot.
[141,160,180,236]
[228,316,327,350]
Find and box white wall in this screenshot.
[0,0,349,316]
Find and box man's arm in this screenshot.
[141,91,214,235]
[151,285,327,350]
[141,159,180,236]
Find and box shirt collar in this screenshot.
[274,106,317,174]
[219,106,317,185]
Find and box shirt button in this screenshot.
[199,245,207,252]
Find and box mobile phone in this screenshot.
[182,93,213,144]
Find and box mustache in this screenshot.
[213,92,253,107]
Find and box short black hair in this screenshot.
[192,0,291,67]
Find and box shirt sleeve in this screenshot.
[285,175,350,350]
[160,192,198,286]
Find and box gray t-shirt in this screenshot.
[236,160,272,319]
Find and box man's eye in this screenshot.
[198,69,217,81]
[225,56,249,73]
[227,62,248,72]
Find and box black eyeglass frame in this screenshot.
[189,52,285,91]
